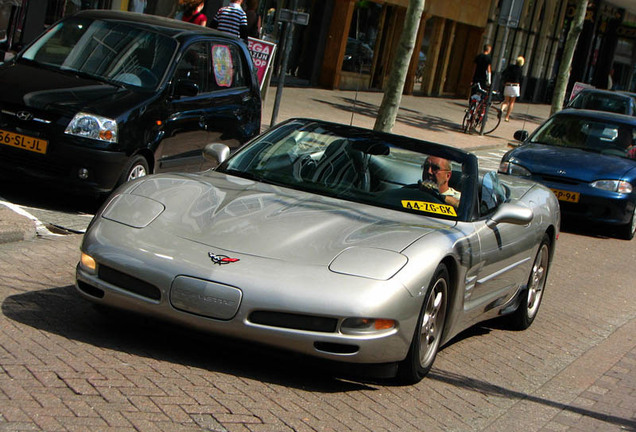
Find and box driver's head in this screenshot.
[423,156,452,193]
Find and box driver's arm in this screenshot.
[443,195,460,208]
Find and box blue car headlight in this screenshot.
[499,161,531,177]
[590,180,633,194]
[65,112,118,143]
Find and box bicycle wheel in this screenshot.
[481,105,502,135]
[462,109,473,133]
[462,103,476,133]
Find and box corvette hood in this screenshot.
[108,173,454,264]
[511,143,636,181]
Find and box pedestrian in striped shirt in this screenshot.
[211,0,248,41]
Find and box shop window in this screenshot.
[342,2,382,74]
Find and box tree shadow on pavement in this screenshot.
[313,97,462,133]
[428,369,636,431]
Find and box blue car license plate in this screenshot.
[551,188,580,203]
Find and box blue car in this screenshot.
[499,109,636,239]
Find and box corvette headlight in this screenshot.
[65,112,118,143]
[499,161,531,177]
[79,252,97,274]
[590,180,632,193]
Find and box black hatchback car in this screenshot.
[0,10,261,195]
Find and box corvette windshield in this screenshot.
[218,120,468,219]
[20,17,176,89]
[530,115,636,160]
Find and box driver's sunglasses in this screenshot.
[423,162,448,172]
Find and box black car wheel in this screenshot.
[509,234,550,330]
[118,155,149,187]
[398,263,448,384]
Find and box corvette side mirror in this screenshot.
[487,203,533,228]
[203,143,230,165]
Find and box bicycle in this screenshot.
[462,83,502,135]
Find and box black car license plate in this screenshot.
[0,129,48,154]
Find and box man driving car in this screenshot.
[419,156,461,208]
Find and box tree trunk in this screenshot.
[550,0,588,116]
[373,0,426,133]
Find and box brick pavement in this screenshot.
[0,228,634,431]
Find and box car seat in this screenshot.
[311,139,371,191]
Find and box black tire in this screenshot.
[398,264,449,384]
[618,206,636,240]
[482,105,502,135]
[508,234,551,330]
[117,155,149,187]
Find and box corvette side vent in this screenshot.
[77,280,104,298]
[98,265,161,301]
[249,311,338,333]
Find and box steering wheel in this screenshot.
[134,67,159,88]
[292,154,317,182]
[418,181,445,204]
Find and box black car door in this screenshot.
[155,41,213,173]
[155,39,259,173]
[201,41,260,170]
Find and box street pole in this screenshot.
[269,20,293,127]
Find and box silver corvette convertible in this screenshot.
[76,118,560,383]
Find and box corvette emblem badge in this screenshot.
[208,252,240,265]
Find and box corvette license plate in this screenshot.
[0,129,48,154]
[551,188,580,203]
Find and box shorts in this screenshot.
[504,84,520,98]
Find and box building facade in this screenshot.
[2,0,634,100]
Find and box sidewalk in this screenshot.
[261,86,552,150]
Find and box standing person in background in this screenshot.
[181,0,207,26]
[501,56,524,122]
[245,0,261,38]
[211,0,248,42]
[471,44,492,93]
[129,0,146,13]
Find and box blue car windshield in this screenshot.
[530,115,636,160]
[217,120,471,220]
[20,17,177,90]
